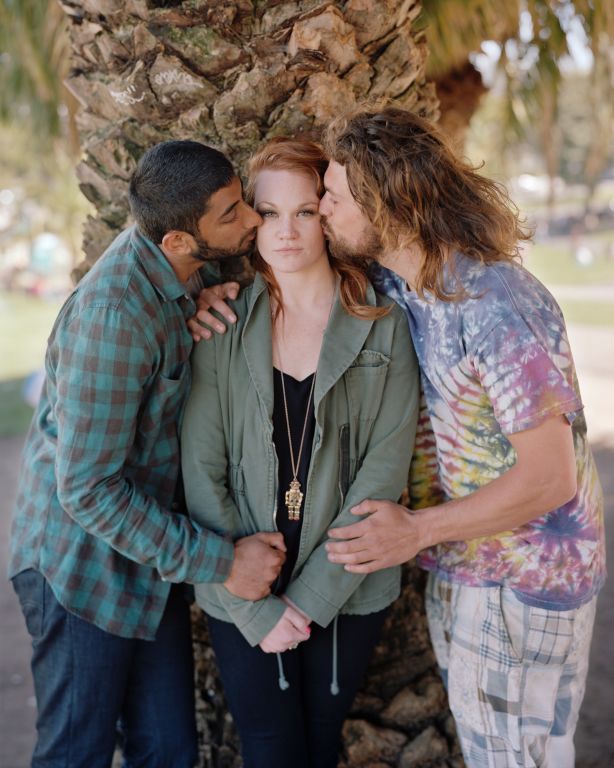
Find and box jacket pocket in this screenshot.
[227,464,260,536]
[338,424,350,500]
[345,350,390,423]
[348,349,390,369]
[228,463,246,497]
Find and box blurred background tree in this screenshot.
[0,0,90,261]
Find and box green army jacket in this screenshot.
[182,273,420,645]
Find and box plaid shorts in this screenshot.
[426,573,597,768]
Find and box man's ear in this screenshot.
[161,230,194,256]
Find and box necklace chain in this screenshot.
[276,343,316,522]
[273,295,334,521]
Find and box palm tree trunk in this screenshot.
[433,61,487,150]
[61,2,461,766]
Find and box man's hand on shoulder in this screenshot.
[325,499,423,573]
[188,282,239,342]
[224,532,286,600]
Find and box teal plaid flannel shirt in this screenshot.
[9,226,234,639]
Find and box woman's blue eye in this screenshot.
[259,210,276,218]
[299,209,317,216]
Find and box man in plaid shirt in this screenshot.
[9,140,285,768]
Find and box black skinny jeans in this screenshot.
[207,609,388,768]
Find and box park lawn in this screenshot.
[525,239,614,287]
[0,378,34,437]
[0,291,62,381]
[557,301,614,327]
[524,239,614,327]
[0,291,62,437]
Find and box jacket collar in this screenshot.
[241,273,376,416]
[314,282,375,408]
[241,274,275,414]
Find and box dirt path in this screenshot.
[1,323,612,768]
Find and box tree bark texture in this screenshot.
[61,0,438,277]
[61,2,459,766]
[432,61,486,152]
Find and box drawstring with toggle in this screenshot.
[276,652,290,690]
[330,614,339,695]
[274,615,340,695]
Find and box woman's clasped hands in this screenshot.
[259,597,312,654]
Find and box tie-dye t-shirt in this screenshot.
[372,255,605,610]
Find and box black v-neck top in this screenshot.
[271,367,316,595]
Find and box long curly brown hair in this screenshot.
[246,136,388,319]
[323,105,532,300]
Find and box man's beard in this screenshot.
[191,230,256,263]
[321,217,384,269]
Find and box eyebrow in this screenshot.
[256,200,319,208]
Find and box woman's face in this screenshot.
[252,168,328,275]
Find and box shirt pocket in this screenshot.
[345,349,390,424]
[136,365,189,460]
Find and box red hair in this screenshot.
[247,137,388,320]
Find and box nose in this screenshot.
[278,216,297,239]
[242,202,262,228]
[319,194,331,217]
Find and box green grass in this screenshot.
[0,291,62,381]
[0,378,34,436]
[524,241,614,287]
[0,291,62,436]
[557,301,614,326]
[523,238,614,326]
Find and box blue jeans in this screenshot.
[207,609,388,768]
[12,569,198,768]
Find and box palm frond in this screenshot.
[0,0,71,143]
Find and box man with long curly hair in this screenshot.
[322,106,605,768]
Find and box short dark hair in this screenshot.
[128,140,235,244]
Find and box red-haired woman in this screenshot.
[182,138,420,768]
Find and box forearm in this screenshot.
[328,414,578,573]
[416,459,576,551]
[58,474,234,583]
[284,548,366,627]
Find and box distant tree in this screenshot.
[0,0,77,151]
[424,0,614,216]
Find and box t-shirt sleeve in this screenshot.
[470,307,583,435]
